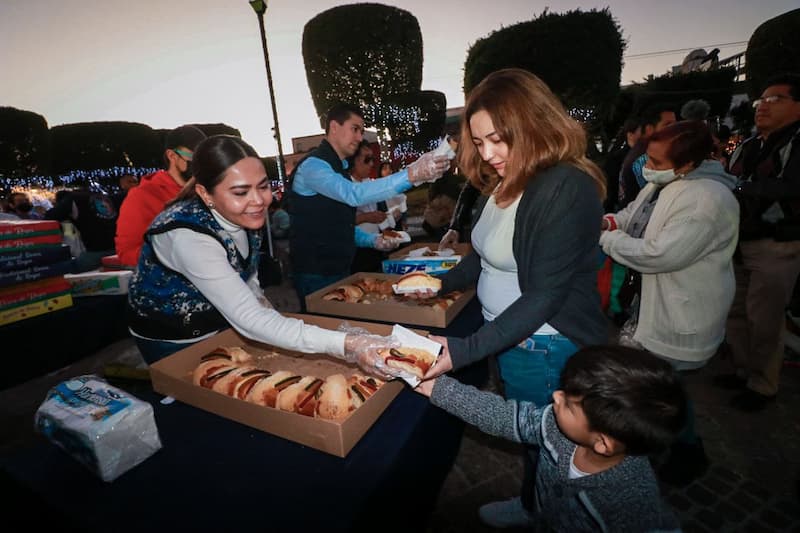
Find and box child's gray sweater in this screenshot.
[431,376,682,532]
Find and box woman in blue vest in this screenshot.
[127,135,393,374]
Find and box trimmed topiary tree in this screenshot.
[303,3,423,125]
[745,8,800,98]
[50,121,161,173]
[463,8,625,149]
[0,107,51,178]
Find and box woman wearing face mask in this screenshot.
[127,135,396,377]
[600,120,739,485]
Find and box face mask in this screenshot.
[642,167,679,185]
[180,162,193,181]
[15,201,33,213]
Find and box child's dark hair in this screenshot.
[560,345,688,455]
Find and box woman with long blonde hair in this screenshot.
[422,68,608,527]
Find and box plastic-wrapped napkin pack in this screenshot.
[35,375,162,482]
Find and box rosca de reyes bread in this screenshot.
[378,347,437,380]
[193,348,386,421]
[394,272,442,292]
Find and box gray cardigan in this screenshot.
[440,164,609,369]
[431,376,682,532]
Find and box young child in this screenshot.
[416,345,687,532]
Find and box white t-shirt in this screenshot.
[136,209,346,356]
[471,193,558,335]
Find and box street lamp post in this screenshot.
[249,0,286,187]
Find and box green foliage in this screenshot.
[50,122,162,174]
[376,90,446,153]
[303,3,423,124]
[745,8,800,98]
[463,8,625,131]
[0,107,51,177]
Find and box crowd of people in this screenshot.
[2,66,799,531]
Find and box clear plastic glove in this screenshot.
[407,152,450,184]
[343,333,403,380]
[374,235,400,251]
[438,229,459,250]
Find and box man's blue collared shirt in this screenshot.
[293,156,412,247]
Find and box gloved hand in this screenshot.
[407,151,450,184]
[343,334,403,380]
[374,235,400,251]
[438,229,459,250]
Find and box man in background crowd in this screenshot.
[720,73,800,412]
[287,102,449,306]
[618,103,677,209]
[350,140,392,273]
[602,117,641,213]
[115,125,206,266]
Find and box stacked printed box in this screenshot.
[0,221,75,325]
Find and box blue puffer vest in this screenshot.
[127,199,262,340]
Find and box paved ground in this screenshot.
[2,270,799,532]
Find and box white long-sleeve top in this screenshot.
[146,209,346,356]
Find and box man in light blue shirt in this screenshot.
[288,102,450,306]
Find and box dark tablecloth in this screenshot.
[1,298,488,532]
[2,295,130,390]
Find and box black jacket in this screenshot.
[728,120,800,241]
[441,163,609,369]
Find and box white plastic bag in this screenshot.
[61,221,87,258]
[35,375,162,482]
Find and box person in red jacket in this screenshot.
[115,125,207,266]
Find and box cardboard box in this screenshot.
[0,244,72,271]
[64,270,133,296]
[0,277,72,309]
[149,314,409,458]
[383,242,473,276]
[305,272,475,328]
[0,291,73,326]
[0,219,61,238]
[0,259,76,289]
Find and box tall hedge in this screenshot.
[303,3,423,125]
[50,122,161,173]
[463,7,625,142]
[746,8,800,98]
[0,107,51,177]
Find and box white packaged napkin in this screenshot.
[407,247,431,258]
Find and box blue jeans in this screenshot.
[653,354,706,445]
[497,334,578,405]
[292,272,347,312]
[135,337,192,365]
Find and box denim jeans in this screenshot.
[504,333,578,513]
[497,334,578,405]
